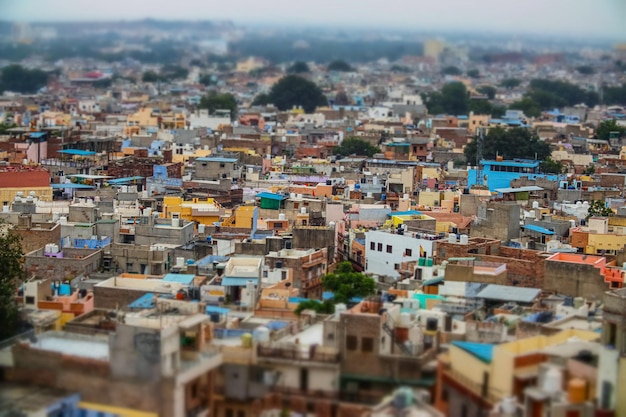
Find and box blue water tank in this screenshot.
[381,194,387,201]
[206,236,212,243]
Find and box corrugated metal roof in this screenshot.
[256,192,285,200]
[452,341,494,363]
[522,224,555,235]
[221,277,258,286]
[477,284,541,303]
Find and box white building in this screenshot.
[365,229,440,279]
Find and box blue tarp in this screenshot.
[58,149,96,156]
[522,224,555,235]
[74,237,111,249]
[29,132,47,139]
[206,306,230,315]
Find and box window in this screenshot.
[394,264,400,270]
[370,242,375,250]
[377,243,383,251]
[220,163,225,168]
[294,202,299,209]
[346,335,358,350]
[362,337,374,352]
[386,245,392,253]
[25,296,35,305]
[405,248,412,256]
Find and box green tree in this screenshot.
[509,97,542,118]
[539,157,564,174]
[287,61,310,74]
[464,126,550,164]
[500,78,521,89]
[596,119,626,140]
[251,93,271,106]
[528,79,598,108]
[477,85,497,99]
[442,66,462,76]
[0,223,24,339]
[467,69,480,78]
[586,200,613,219]
[199,91,238,120]
[0,123,17,134]
[603,84,626,105]
[576,65,594,75]
[491,105,506,118]
[161,65,189,80]
[333,137,380,157]
[266,75,327,113]
[440,82,469,115]
[327,60,353,72]
[468,99,493,115]
[198,74,217,86]
[1,64,49,94]
[142,70,160,82]
[322,262,376,305]
[294,299,335,316]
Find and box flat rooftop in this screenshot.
[28,331,109,361]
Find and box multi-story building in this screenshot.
[264,247,328,299]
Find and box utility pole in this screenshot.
[475,127,485,187]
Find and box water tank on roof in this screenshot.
[460,234,469,244]
[532,201,540,209]
[399,312,411,327]
[542,366,562,395]
[241,333,253,349]
[253,326,271,343]
[278,213,286,220]
[198,223,206,234]
[448,233,456,243]
[335,303,347,317]
[209,312,220,323]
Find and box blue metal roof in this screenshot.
[128,293,156,309]
[58,149,96,156]
[390,210,423,217]
[221,277,258,286]
[29,132,47,139]
[522,224,555,235]
[162,273,195,285]
[51,183,96,189]
[256,192,285,200]
[108,176,144,184]
[452,341,494,363]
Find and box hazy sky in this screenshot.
[2,0,626,40]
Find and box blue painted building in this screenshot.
[468,159,565,191]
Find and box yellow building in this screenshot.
[221,205,257,229]
[124,108,159,136]
[161,196,225,226]
[424,39,446,62]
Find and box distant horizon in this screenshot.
[2,0,625,42]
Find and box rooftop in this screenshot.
[27,331,109,361]
[476,284,541,303]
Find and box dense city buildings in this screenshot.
[0,10,626,417]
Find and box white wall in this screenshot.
[365,230,435,278]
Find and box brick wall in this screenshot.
[544,260,608,301]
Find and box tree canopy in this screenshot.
[463,126,550,164]
[466,69,480,78]
[441,66,462,76]
[477,85,497,100]
[527,79,599,109]
[500,78,521,89]
[603,84,626,106]
[587,200,613,219]
[327,60,353,72]
[142,70,159,83]
[333,137,380,157]
[539,157,564,174]
[266,75,327,113]
[0,224,24,339]
[322,262,377,305]
[509,97,542,118]
[423,81,469,116]
[294,299,335,316]
[199,91,238,120]
[596,119,626,140]
[287,61,310,74]
[1,64,49,94]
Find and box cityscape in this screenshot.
[1,1,626,416]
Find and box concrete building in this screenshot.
[4,302,222,417]
[194,156,241,181]
[265,247,328,299]
[134,215,195,247]
[470,201,521,242]
[24,246,102,281]
[598,288,626,416]
[365,229,442,279]
[219,256,262,307]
